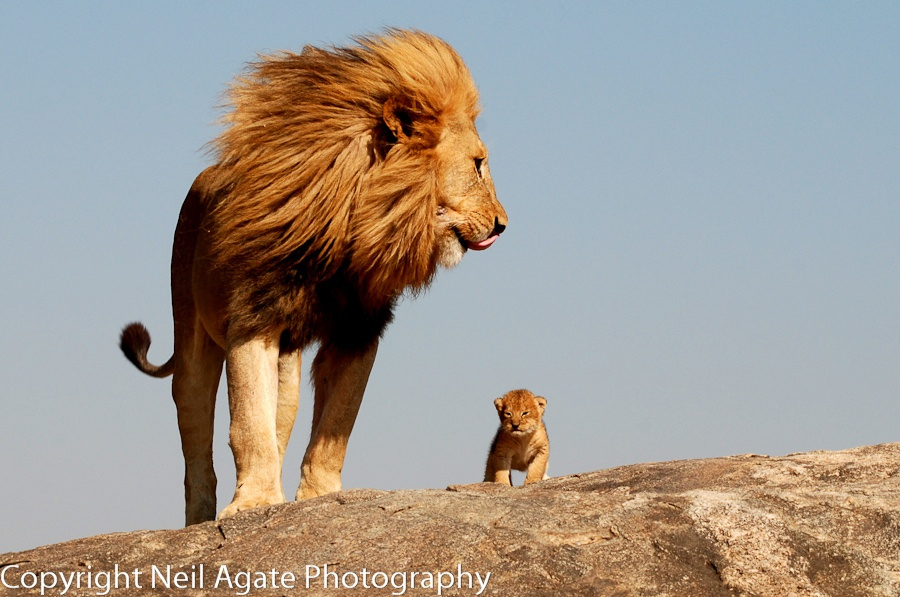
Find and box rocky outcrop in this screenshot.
[2,443,899,596]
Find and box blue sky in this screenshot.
[1,2,898,553]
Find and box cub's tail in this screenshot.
[119,322,174,378]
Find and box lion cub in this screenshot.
[484,389,549,485]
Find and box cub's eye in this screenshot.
[474,156,485,178]
[504,411,511,417]
[522,411,529,416]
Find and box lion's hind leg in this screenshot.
[172,325,224,525]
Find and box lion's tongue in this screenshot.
[465,233,499,251]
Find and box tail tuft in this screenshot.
[120,322,174,378]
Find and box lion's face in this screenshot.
[434,118,507,269]
[212,31,507,311]
[494,390,547,436]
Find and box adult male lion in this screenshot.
[120,30,507,525]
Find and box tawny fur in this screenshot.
[484,389,550,486]
[210,30,493,338]
[120,29,507,525]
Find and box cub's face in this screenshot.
[494,389,547,436]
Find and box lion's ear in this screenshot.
[535,396,547,413]
[493,397,505,412]
[382,95,441,148]
[383,96,415,143]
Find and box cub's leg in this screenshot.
[485,464,513,486]
[172,320,224,525]
[484,440,513,486]
[219,334,285,519]
[484,466,512,485]
[523,447,549,485]
[296,340,378,499]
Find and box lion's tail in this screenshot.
[119,322,174,378]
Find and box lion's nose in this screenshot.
[493,217,507,235]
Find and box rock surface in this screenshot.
[2,443,900,596]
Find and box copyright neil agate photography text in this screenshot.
[0,562,492,596]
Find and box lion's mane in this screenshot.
[205,30,481,346]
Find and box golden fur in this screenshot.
[484,389,550,485]
[120,29,507,525]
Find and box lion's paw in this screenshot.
[217,493,284,519]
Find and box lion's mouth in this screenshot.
[464,233,500,251]
[456,220,505,252]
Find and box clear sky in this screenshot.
[1,2,898,553]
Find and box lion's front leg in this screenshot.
[219,335,285,519]
[296,340,378,499]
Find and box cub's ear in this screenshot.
[535,396,547,413]
[383,96,414,143]
[493,397,505,412]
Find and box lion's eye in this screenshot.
[473,156,485,178]
[522,411,529,416]
[504,411,511,417]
